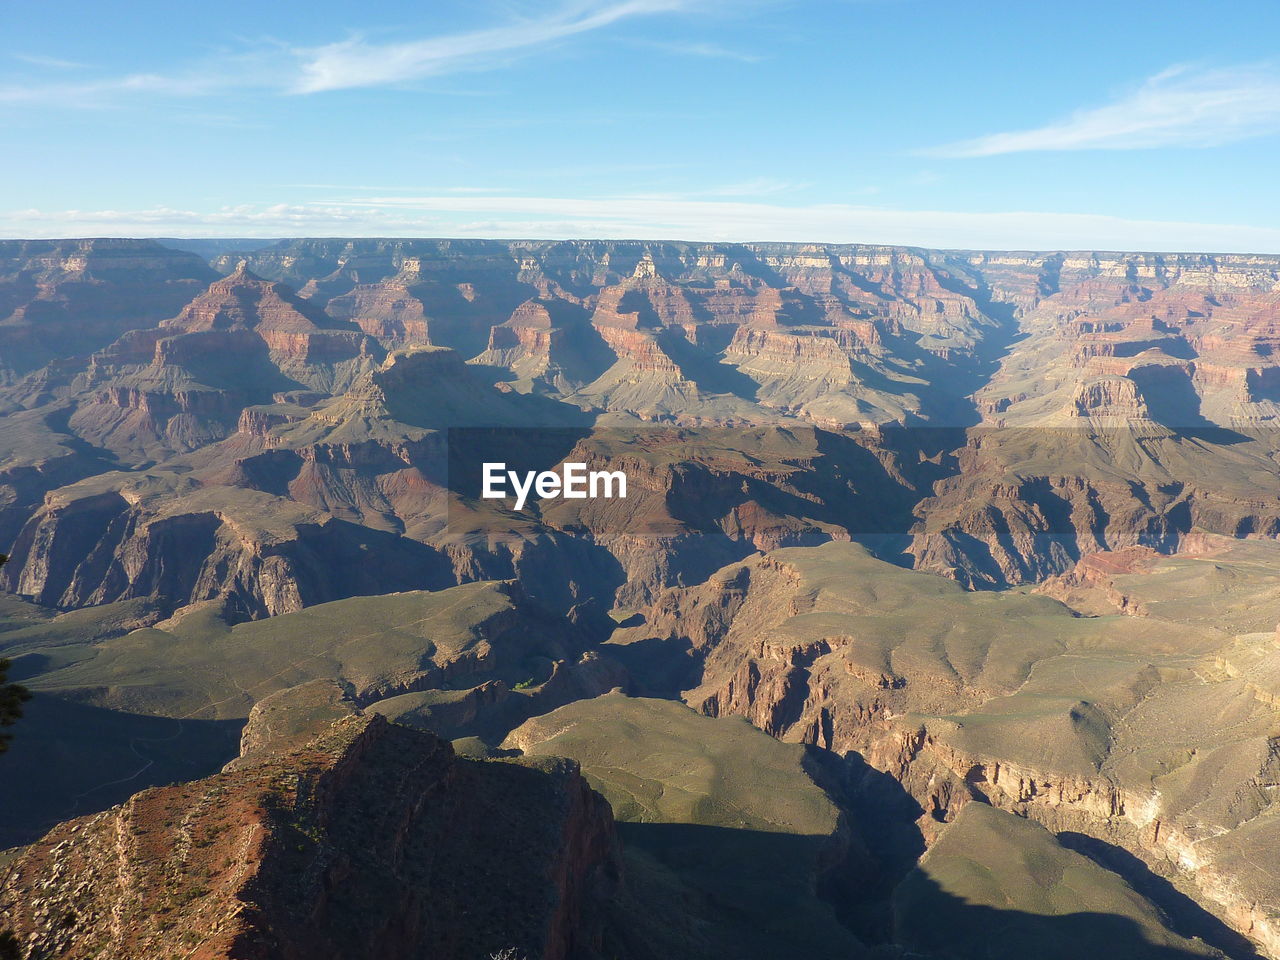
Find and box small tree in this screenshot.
[0,553,31,754]
[0,661,26,753]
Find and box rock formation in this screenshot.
[0,239,217,384]
[0,712,620,960]
[4,238,1280,959]
[618,540,1280,957]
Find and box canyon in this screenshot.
[2,237,1279,959]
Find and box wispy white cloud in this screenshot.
[644,40,762,62]
[0,1,705,105]
[12,53,87,70]
[7,194,1280,253]
[929,64,1280,156]
[289,0,698,94]
[0,62,274,104]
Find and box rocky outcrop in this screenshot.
[320,281,431,344]
[473,297,612,392]
[0,714,620,960]
[907,426,1280,588]
[0,475,456,618]
[1070,375,1149,419]
[39,265,383,464]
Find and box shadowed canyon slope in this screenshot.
[617,539,1279,956]
[3,237,1280,959]
[0,712,621,960]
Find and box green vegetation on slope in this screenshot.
[505,692,871,960]
[894,803,1221,959]
[23,581,573,720]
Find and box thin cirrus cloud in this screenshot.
[0,62,273,105]
[289,0,702,93]
[7,195,1280,253]
[929,64,1280,156]
[0,1,706,104]
[644,40,762,62]
[12,53,87,70]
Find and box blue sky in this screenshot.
[4,0,1280,251]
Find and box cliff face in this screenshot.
[620,540,1280,958]
[5,239,1280,617]
[904,425,1280,588]
[902,251,1280,586]
[58,263,382,463]
[0,239,218,383]
[968,250,1280,428]
[0,713,620,960]
[217,238,1004,427]
[0,472,462,618]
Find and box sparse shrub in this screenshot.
[0,654,30,756]
[0,557,26,756]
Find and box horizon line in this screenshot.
[6,234,1280,258]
